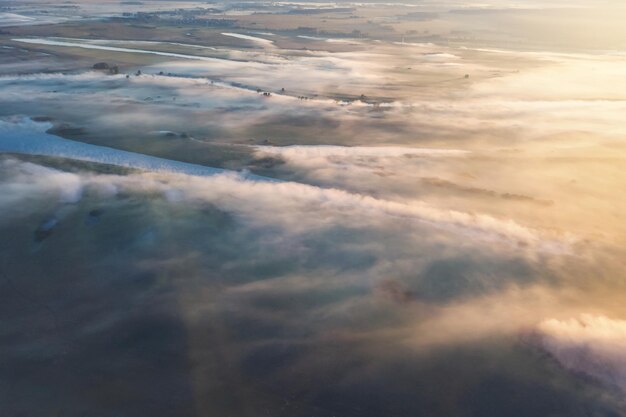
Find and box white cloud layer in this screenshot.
[0,118,566,249]
[537,315,626,391]
[254,145,468,159]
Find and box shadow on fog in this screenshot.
[0,156,623,417]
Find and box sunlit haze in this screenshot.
[1,1,625,415]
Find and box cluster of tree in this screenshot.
[92,62,119,74]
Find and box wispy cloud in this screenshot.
[0,118,562,249]
[536,315,626,392]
